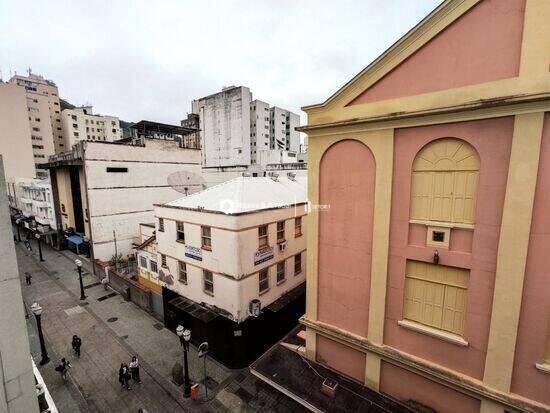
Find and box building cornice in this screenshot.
[301,317,549,413]
[298,93,550,135]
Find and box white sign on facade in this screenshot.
[185,244,203,261]
[254,247,274,266]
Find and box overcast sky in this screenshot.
[0,0,440,124]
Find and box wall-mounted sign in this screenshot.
[185,244,203,261]
[254,247,274,266]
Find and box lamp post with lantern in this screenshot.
[30,302,50,365]
[176,325,192,398]
[15,218,21,242]
[75,259,86,301]
[35,233,44,262]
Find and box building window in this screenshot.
[276,221,285,241]
[295,217,302,237]
[71,115,77,120]
[294,253,302,275]
[105,167,128,173]
[140,256,147,268]
[74,132,79,137]
[176,221,185,242]
[403,260,469,336]
[178,261,187,284]
[201,226,211,250]
[32,127,40,132]
[410,138,479,225]
[150,260,158,273]
[72,123,78,128]
[259,269,269,293]
[158,218,164,232]
[203,270,214,294]
[161,254,167,267]
[258,225,268,249]
[276,261,285,283]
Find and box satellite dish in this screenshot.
[167,171,206,195]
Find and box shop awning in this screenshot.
[265,282,306,313]
[168,296,218,323]
[66,235,84,245]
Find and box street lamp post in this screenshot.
[176,325,192,398]
[31,302,50,365]
[15,219,21,242]
[75,259,86,301]
[35,233,44,262]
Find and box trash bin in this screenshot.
[190,384,200,400]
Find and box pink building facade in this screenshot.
[300,1,550,412]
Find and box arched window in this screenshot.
[410,138,479,225]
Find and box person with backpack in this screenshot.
[72,335,82,357]
[55,358,71,382]
[119,363,131,390]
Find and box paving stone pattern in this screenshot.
[17,234,308,413]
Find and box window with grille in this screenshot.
[276,221,285,241]
[150,260,158,273]
[259,225,268,248]
[139,256,147,268]
[176,221,185,242]
[178,261,187,284]
[201,226,211,249]
[410,139,479,225]
[259,269,269,293]
[295,217,302,237]
[403,260,469,335]
[161,254,167,267]
[158,218,164,232]
[203,270,214,294]
[276,261,285,283]
[294,253,302,275]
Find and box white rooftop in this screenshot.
[164,175,307,214]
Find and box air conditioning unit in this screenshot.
[278,241,286,252]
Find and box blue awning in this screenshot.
[67,235,84,245]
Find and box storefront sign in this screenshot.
[254,247,274,266]
[185,244,203,261]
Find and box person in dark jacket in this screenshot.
[119,363,131,390]
[72,335,82,357]
[25,272,32,285]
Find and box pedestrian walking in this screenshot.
[25,272,32,285]
[130,356,141,383]
[55,358,71,382]
[71,335,82,357]
[24,239,33,252]
[119,363,131,390]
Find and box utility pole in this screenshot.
[113,230,118,270]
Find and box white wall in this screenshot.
[84,140,202,261]
[154,202,307,322]
[196,86,252,168]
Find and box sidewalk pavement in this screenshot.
[17,233,308,413]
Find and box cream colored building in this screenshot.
[61,106,122,148]
[9,72,63,176]
[0,157,39,413]
[152,175,307,320]
[0,82,36,204]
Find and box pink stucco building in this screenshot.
[253,1,550,412]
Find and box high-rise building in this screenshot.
[0,82,36,203]
[60,105,122,148]
[193,86,252,168]
[191,86,302,169]
[9,72,63,176]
